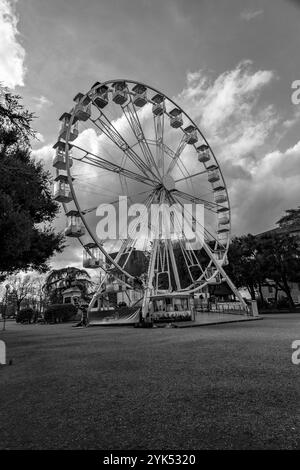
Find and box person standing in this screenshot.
[81,305,88,327]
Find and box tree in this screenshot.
[1,272,47,318]
[29,274,47,315]
[0,89,35,145]
[0,88,64,280]
[16,308,35,324]
[277,206,300,228]
[44,267,94,304]
[6,274,34,314]
[256,232,300,310]
[226,231,300,310]
[225,235,266,300]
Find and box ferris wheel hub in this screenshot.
[161,175,175,191]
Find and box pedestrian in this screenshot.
[81,306,88,327]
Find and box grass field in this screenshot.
[0,314,299,450]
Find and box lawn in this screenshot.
[0,315,299,449]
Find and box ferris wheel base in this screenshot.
[134,320,154,328]
[88,307,141,326]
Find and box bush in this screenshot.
[16,308,34,324]
[44,303,77,323]
[276,297,290,309]
[256,298,267,311]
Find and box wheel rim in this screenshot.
[54,79,231,295]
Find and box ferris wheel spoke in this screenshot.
[117,193,155,271]
[174,169,208,183]
[103,190,155,268]
[156,190,181,290]
[153,113,165,176]
[150,191,179,292]
[119,152,134,206]
[122,98,160,179]
[165,135,187,176]
[71,144,155,187]
[170,191,221,249]
[120,191,154,245]
[90,111,157,181]
[173,190,229,245]
[166,238,181,290]
[164,190,206,286]
[178,238,202,285]
[173,189,225,213]
[174,204,229,288]
[80,193,139,216]
[162,143,193,180]
[157,142,196,198]
[113,190,155,248]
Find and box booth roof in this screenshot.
[150,293,191,300]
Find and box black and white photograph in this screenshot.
[0,0,299,460]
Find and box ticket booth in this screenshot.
[149,294,194,322]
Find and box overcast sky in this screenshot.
[1,0,300,269]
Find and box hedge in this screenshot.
[16,308,35,324]
[44,303,77,323]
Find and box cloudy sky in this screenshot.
[1,0,300,269]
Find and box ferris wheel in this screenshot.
[53,79,246,319]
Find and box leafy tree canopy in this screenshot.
[0,88,64,280]
[277,206,300,228]
[44,267,93,304]
[256,231,300,308]
[225,234,262,300]
[226,230,300,309]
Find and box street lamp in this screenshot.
[2,284,10,331]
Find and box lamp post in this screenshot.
[2,284,10,331]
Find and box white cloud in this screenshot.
[177,60,276,161]
[176,62,299,235]
[49,243,84,270]
[0,0,25,88]
[32,143,54,165]
[33,95,53,110]
[35,132,45,143]
[257,140,300,180]
[240,9,264,21]
[282,107,300,129]
[229,140,300,235]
